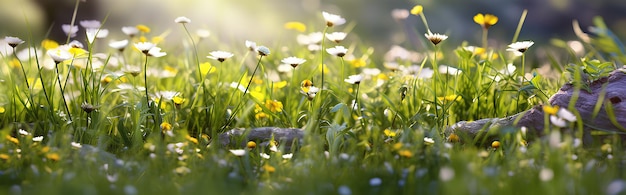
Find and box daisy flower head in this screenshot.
[322,11,346,27]
[79,20,102,29]
[281,56,306,68]
[134,42,155,54]
[326,45,348,57]
[473,13,498,29]
[86,28,109,44]
[62,24,79,38]
[326,32,347,43]
[256,46,270,56]
[109,39,129,51]
[245,40,257,51]
[507,41,534,55]
[344,74,363,84]
[147,47,167,57]
[174,16,191,24]
[122,26,139,37]
[5,36,25,48]
[196,29,211,39]
[207,51,234,62]
[424,32,448,45]
[47,47,73,63]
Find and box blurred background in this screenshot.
[1,0,626,52]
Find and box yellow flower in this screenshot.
[398,149,413,158]
[263,164,276,173]
[41,39,59,50]
[491,141,501,149]
[265,99,283,113]
[136,24,151,33]
[247,141,257,148]
[410,5,423,15]
[160,122,173,132]
[447,133,460,142]
[473,13,498,29]
[350,58,367,68]
[0,153,9,160]
[437,94,462,102]
[199,62,217,75]
[186,135,198,144]
[173,96,185,105]
[301,80,313,88]
[46,153,60,161]
[318,64,329,73]
[392,142,402,150]
[6,135,19,145]
[68,47,88,57]
[255,112,268,120]
[0,106,5,114]
[139,36,148,42]
[284,21,307,32]
[543,105,559,116]
[272,81,287,89]
[383,129,397,137]
[9,58,20,68]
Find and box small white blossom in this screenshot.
[62,24,79,38]
[282,153,293,159]
[439,166,455,181]
[229,149,246,156]
[256,46,270,56]
[322,11,346,27]
[539,168,554,181]
[134,42,155,53]
[557,108,577,122]
[47,47,73,63]
[5,36,25,48]
[147,47,166,57]
[425,32,448,45]
[174,16,191,23]
[245,40,257,51]
[207,51,234,62]
[79,20,102,29]
[507,41,534,55]
[424,137,435,145]
[109,40,129,51]
[326,45,348,57]
[260,153,271,159]
[281,57,306,68]
[196,29,211,39]
[550,115,567,127]
[71,142,82,149]
[121,26,139,37]
[326,32,347,43]
[32,136,44,142]
[344,74,363,84]
[86,28,109,44]
[18,129,30,136]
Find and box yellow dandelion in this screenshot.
[491,141,501,149]
[265,99,283,113]
[40,146,50,153]
[247,141,257,149]
[0,153,9,160]
[543,105,559,116]
[160,122,173,132]
[263,164,276,173]
[6,135,19,145]
[383,129,397,137]
[136,24,151,33]
[0,106,5,114]
[41,39,59,50]
[410,5,423,15]
[350,58,367,68]
[46,153,60,161]
[250,90,266,102]
[255,112,268,120]
[284,21,307,32]
[398,149,413,158]
[173,96,185,105]
[186,135,198,144]
[473,13,498,29]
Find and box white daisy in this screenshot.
[121,26,139,37]
[32,136,44,142]
[47,47,72,63]
[71,142,82,149]
[68,40,84,48]
[86,28,109,44]
[507,41,534,55]
[260,153,271,159]
[256,46,270,56]
[557,108,577,122]
[326,45,348,57]
[147,47,166,57]
[229,149,246,156]
[134,42,155,54]
[424,32,448,45]
[18,129,30,136]
[344,74,363,84]
[174,16,191,24]
[4,36,25,48]
[79,20,102,29]
[424,137,435,145]
[109,39,129,51]
[550,115,567,127]
[245,40,257,51]
[62,24,79,38]
[207,51,234,62]
[281,57,306,68]
[282,153,293,159]
[326,32,347,43]
[322,11,346,27]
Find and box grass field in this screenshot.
[1,3,626,195]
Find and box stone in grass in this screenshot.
[219,127,304,152]
[447,68,626,143]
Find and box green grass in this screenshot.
[1,3,626,194]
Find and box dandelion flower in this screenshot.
[265,99,283,112]
[207,51,234,62]
[322,11,346,27]
[5,36,25,48]
[344,74,363,84]
[121,26,139,37]
[263,164,276,173]
[284,21,306,32]
[425,32,448,45]
[136,24,150,33]
[491,141,501,149]
[326,32,347,43]
[473,13,498,29]
[383,129,397,137]
[507,41,534,55]
[326,45,348,57]
[410,5,423,15]
[281,57,306,68]
[174,16,191,24]
[62,24,79,38]
[256,46,270,56]
[543,105,559,115]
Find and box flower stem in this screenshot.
[481,28,489,49]
[55,62,73,122]
[143,55,151,108]
[222,55,264,130]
